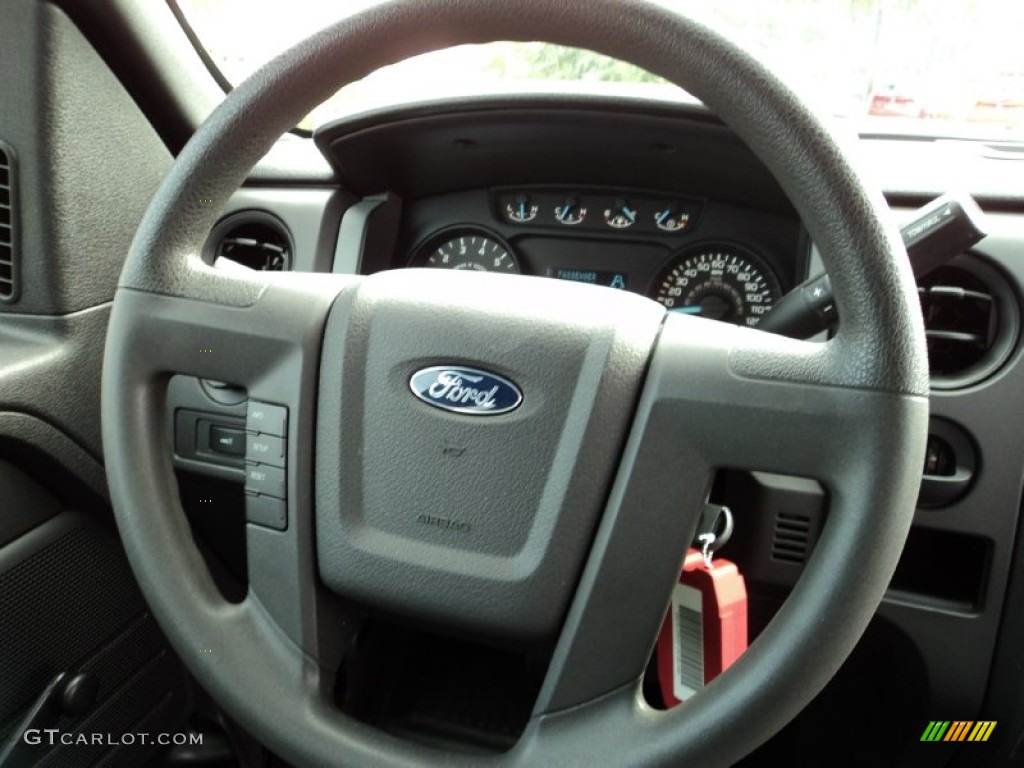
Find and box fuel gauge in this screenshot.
[603,199,638,229]
[504,193,538,224]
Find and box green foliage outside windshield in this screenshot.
[485,43,666,85]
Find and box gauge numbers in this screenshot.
[418,231,520,274]
[652,246,781,327]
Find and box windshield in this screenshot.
[176,0,1024,141]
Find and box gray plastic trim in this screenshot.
[332,196,383,275]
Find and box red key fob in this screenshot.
[656,548,748,707]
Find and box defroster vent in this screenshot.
[0,141,16,301]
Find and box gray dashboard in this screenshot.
[181,97,1024,766]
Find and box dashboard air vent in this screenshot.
[770,511,812,565]
[0,142,16,301]
[205,211,292,272]
[918,255,1019,389]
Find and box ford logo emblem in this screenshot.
[409,366,523,416]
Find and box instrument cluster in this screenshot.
[407,187,793,327]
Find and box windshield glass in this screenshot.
[177,0,1024,140]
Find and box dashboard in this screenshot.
[3,1,1024,762]
[186,95,1024,766]
[302,96,808,329]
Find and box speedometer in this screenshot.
[650,245,781,327]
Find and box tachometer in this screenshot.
[651,245,781,327]
[413,230,520,274]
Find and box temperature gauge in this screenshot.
[603,199,638,230]
[654,205,694,233]
[504,193,538,224]
[555,197,587,226]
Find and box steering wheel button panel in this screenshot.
[244,463,286,499]
[246,433,286,468]
[246,494,288,531]
[246,401,288,437]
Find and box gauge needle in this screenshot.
[671,306,703,314]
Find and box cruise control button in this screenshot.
[209,424,246,456]
[246,433,286,468]
[244,463,286,499]
[246,401,288,437]
[246,494,287,531]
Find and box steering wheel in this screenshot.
[102,1,928,765]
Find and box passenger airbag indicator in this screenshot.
[546,267,628,290]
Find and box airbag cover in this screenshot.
[315,269,663,639]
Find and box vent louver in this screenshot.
[0,142,16,301]
[770,511,812,565]
[206,212,292,272]
[918,256,1018,389]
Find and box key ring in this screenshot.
[694,504,734,569]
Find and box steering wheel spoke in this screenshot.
[104,265,353,672]
[643,314,917,482]
[532,314,927,721]
[106,268,346,384]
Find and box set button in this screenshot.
[246,433,285,468]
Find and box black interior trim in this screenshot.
[164,0,233,95]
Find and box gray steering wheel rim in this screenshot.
[102,1,929,766]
